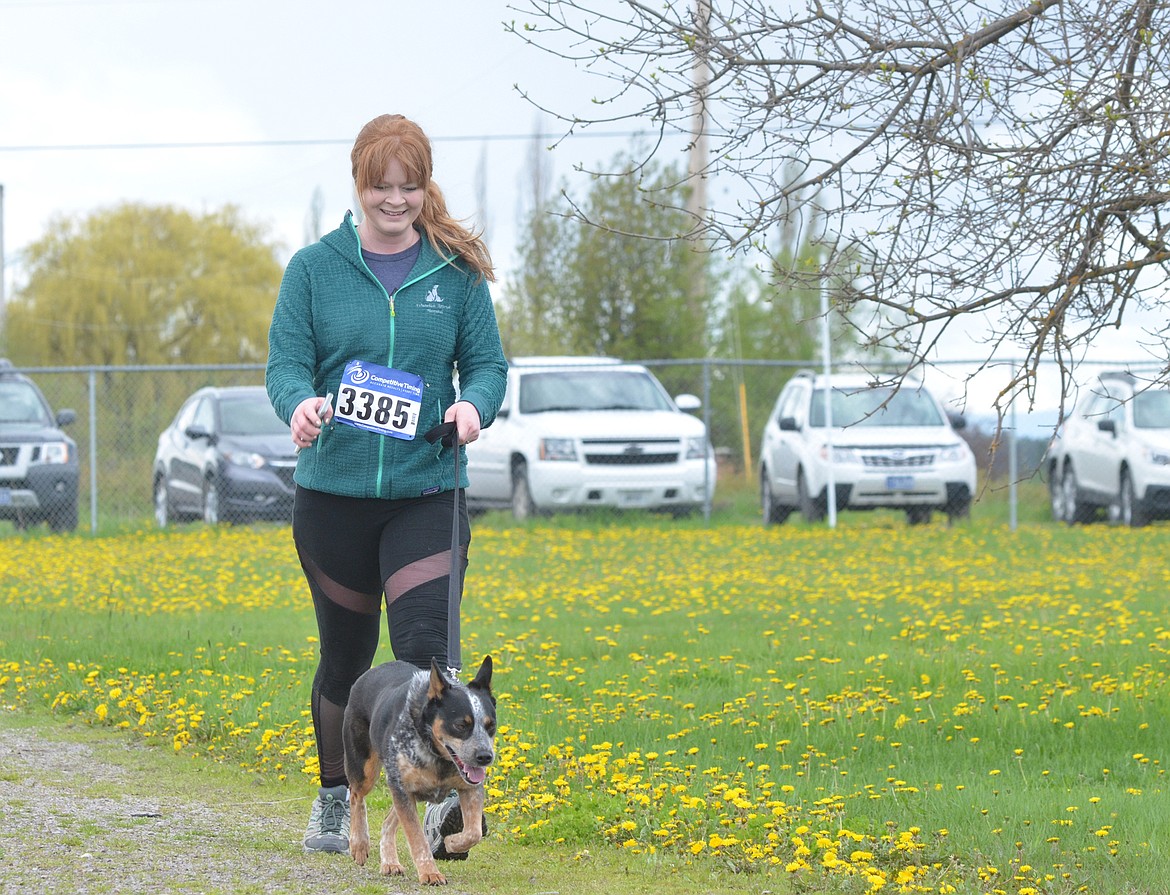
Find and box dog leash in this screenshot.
[423,420,462,679]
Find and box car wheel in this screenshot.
[511,462,536,521]
[1061,466,1093,525]
[797,469,825,523]
[154,476,172,528]
[47,499,78,533]
[1048,466,1066,521]
[202,477,221,525]
[906,507,933,526]
[761,473,791,526]
[945,497,971,525]
[1120,469,1149,528]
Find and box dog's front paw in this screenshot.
[418,868,448,886]
[380,858,406,877]
[350,837,369,866]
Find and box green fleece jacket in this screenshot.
[266,213,507,499]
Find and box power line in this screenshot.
[0,131,671,153]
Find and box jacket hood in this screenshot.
[321,212,460,280]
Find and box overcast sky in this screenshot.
[0,0,1151,418]
[0,0,633,284]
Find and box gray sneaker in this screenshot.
[303,784,350,853]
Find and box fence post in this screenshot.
[1009,361,1018,532]
[88,369,98,533]
[702,358,712,522]
[820,279,837,529]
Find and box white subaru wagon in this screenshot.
[759,371,976,526]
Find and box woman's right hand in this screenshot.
[291,395,333,450]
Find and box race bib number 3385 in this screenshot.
[335,360,425,441]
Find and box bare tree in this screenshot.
[506,0,1170,414]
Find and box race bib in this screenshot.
[335,360,424,441]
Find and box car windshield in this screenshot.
[1133,388,1170,429]
[219,396,289,436]
[809,386,945,428]
[0,382,50,424]
[519,370,673,413]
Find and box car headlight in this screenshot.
[684,436,709,460]
[224,450,268,469]
[539,438,577,462]
[938,443,971,463]
[822,445,858,463]
[1144,447,1170,466]
[40,441,71,464]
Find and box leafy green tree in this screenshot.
[712,201,876,364]
[499,149,711,361]
[714,264,823,365]
[6,202,283,366]
[560,159,709,360]
[497,129,577,357]
[710,209,871,473]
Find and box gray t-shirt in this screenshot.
[362,240,422,296]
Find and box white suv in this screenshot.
[1045,371,1170,527]
[759,371,976,525]
[465,357,715,519]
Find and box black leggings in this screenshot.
[293,486,470,787]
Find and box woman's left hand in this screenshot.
[445,401,482,445]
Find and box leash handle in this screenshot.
[424,421,462,676]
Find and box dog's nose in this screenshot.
[476,750,494,767]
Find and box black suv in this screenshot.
[0,359,80,532]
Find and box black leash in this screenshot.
[423,421,462,678]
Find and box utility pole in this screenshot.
[687,1,710,246]
[686,0,711,335]
[0,183,6,355]
[689,0,713,517]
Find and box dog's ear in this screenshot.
[469,655,493,695]
[428,658,451,701]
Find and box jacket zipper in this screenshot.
[347,218,455,497]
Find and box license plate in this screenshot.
[0,488,11,506]
[618,489,651,506]
[886,475,914,490]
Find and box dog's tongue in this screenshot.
[466,766,486,785]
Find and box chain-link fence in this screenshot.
[0,359,820,531]
[3,364,268,532]
[3,358,1146,533]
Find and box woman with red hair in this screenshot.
[267,113,507,859]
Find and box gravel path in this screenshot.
[0,722,432,894]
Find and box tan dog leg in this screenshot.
[391,792,447,885]
[442,788,486,856]
[348,788,370,865]
[379,802,406,876]
[348,753,380,866]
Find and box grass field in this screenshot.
[2,479,1167,894]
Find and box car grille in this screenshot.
[861,452,934,468]
[0,446,18,466]
[581,438,682,466]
